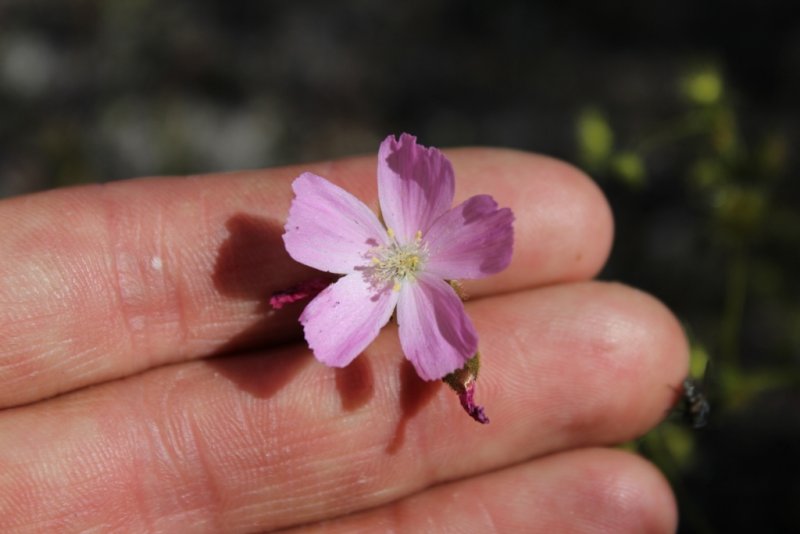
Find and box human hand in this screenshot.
[0,148,686,532]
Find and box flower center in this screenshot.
[370,229,427,290]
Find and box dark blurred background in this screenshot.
[1,1,798,532]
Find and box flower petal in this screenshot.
[423,195,514,280]
[284,172,388,274]
[378,133,455,243]
[396,272,478,381]
[300,272,399,368]
[458,380,490,424]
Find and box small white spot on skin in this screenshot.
[129,316,146,331]
[150,256,163,271]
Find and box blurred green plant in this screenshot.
[576,107,614,171]
[682,68,723,105]
[578,67,800,533]
[576,108,647,189]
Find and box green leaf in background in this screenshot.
[576,107,614,171]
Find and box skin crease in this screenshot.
[0,148,685,532]
[288,448,677,534]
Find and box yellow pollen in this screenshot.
[393,281,401,292]
[369,230,428,286]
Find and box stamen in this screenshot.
[369,230,429,287]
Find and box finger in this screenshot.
[0,148,612,407]
[0,282,686,532]
[291,448,677,533]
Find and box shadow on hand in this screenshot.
[387,360,441,454]
[335,356,375,411]
[212,213,310,350]
[208,347,314,399]
[207,213,377,412]
[206,212,321,397]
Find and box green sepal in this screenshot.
[443,351,481,393]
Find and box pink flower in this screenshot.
[283,133,514,381]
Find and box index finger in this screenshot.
[0,148,612,407]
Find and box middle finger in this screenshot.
[0,281,686,532]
